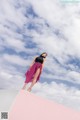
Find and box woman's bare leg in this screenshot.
[27,68,40,92]
[22,83,28,90]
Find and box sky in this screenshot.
[0,0,80,110]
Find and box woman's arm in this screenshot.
[29,56,38,68]
[41,58,46,71]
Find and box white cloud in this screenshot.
[0,0,80,110]
[0,0,27,27]
[26,0,80,57]
[4,38,26,52]
[2,54,28,66]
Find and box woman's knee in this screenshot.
[34,68,40,78]
[32,68,40,82]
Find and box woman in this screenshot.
[22,52,47,92]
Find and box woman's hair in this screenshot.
[39,52,47,58]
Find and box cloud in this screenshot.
[0,0,27,27]
[2,53,29,66]
[0,0,80,110]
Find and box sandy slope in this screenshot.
[9,89,80,120]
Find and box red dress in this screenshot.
[24,62,43,83]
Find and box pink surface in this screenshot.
[9,89,80,120]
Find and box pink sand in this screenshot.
[9,89,80,120]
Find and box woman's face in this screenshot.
[42,53,47,57]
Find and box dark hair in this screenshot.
[39,52,47,58]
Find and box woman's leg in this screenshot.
[27,68,40,92]
[22,83,28,90]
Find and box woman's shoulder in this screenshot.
[34,56,38,59]
[33,56,38,60]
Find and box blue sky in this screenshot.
[0,0,80,110]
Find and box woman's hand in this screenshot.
[29,56,38,68]
[41,58,46,72]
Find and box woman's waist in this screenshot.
[35,61,42,64]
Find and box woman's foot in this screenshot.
[22,87,25,90]
[27,87,32,92]
[22,83,27,90]
[22,86,26,90]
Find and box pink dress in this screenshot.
[24,62,43,83]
